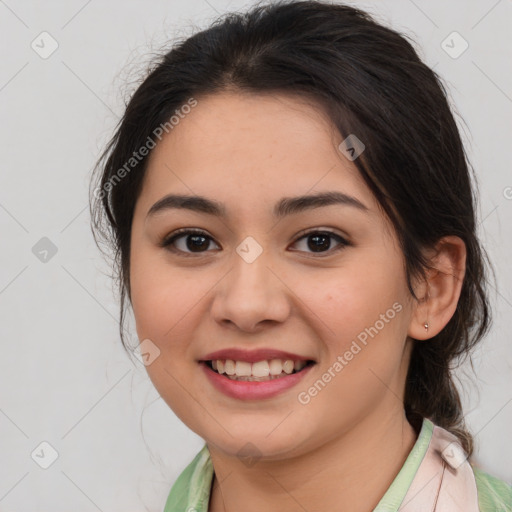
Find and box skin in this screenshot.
[129,91,466,512]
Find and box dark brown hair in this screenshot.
[90,0,494,457]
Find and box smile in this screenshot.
[200,359,316,400]
[207,358,314,381]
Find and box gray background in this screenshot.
[0,0,511,510]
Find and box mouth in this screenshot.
[201,358,317,382]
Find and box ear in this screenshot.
[408,235,466,340]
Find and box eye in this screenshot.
[160,228,219,255]
[291,229,349,255]
[160,228,349,257]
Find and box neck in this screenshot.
[207,407,420,512]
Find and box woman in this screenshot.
[90,1,512,510]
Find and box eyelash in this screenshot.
[160,228,350,257]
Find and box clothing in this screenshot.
[163,417,512,511]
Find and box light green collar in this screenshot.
[164,417,434,512]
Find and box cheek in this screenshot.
[130,246,179,341]
[299,279,409,425]
[312,262,405,339]
[303,260,411,403]
[129,248,214,347]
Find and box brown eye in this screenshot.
[160,228,349,257]
[290,230,349,255]
[161,229,220,255]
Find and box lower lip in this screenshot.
[199,361,315,400]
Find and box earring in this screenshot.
[424,286,430,332]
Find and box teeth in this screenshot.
[269,359,283,375]
[226,374,285,381]
[210,358,308,378]
[235,361,252,377]
[252,360,270,377]
[282,360,294,374]
[224,359,236,375]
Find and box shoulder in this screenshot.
[471,464,512,512]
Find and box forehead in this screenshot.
[138,91,377,217]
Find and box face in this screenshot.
[129,91,418,459]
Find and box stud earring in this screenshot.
[423,286,430,333]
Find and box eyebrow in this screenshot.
[146,191,369,220]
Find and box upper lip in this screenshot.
[199,348,315,363]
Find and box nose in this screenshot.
[210,244,291,333]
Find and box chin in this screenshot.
[203,425,309,462]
